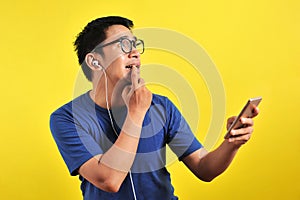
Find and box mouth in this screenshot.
[124,64,140,82]
[125,63,141,71]
[125,65,134,70]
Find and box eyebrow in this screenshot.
[118,35,137,41]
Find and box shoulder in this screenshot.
[49,92,95,141]
[151,93,180,114]
[50,92,91,123]
[149,94,183,127]
[152,93,173,106]
[50,100,73,121]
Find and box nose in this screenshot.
[128,48,140,59]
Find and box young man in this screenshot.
[50,16,259,200]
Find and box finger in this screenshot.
[134,78,146,90]
[229,132,252,143]
[138,78,145,86]
[131,66,139,90]
[251,106,260,118]
[227,116,236,124]
[231,126,253,137]
[240,117,254,127]
[227,116,236,130]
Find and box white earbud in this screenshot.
[92,60,100,67]
[92,60,104,70]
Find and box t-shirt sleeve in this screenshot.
[50,108,103,176]
[164,98,203,160]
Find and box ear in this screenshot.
[85,53,103,70]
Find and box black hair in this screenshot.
[74,16,134,81]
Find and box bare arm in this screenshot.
[78,117,142,192]
[183,108,259,182]
[78,67,152,192]
[183,140,239,182]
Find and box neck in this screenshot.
[90,75,126,109]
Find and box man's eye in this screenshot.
[122,40,131,46]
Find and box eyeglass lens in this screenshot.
[121,38,144,54]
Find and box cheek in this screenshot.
[104,52,126,68]
[112,55,126,67]
[105,55,127,76]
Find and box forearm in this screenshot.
[79,115,143,192]
[100,115,142,171]
[79,69,152,192]
[183,108,259,182]
[197,140,240,181]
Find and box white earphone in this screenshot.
[92,60,100,67]
[92,59,106,71]
[91,58,137,200]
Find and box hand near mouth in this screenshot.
[121,66,152,122]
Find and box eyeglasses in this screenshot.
[95,37,144,54]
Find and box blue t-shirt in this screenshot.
[50,92,202,200]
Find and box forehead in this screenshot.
[104,25,134,42]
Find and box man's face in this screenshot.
[98,25,141,85]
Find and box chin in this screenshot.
[123,71,132,82]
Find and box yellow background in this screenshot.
[1,0,299,199]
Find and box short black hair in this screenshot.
[74,16,134,81]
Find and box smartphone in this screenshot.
[224,97,262,139]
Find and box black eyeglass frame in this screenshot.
[94,37,144,54]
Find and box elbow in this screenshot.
[95,177,122,193]
[103,182,121,193]
[200,176,215,182]
[197,173,216,182]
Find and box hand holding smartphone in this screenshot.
[224,97,262,139]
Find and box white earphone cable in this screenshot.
[101,69,138,200]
